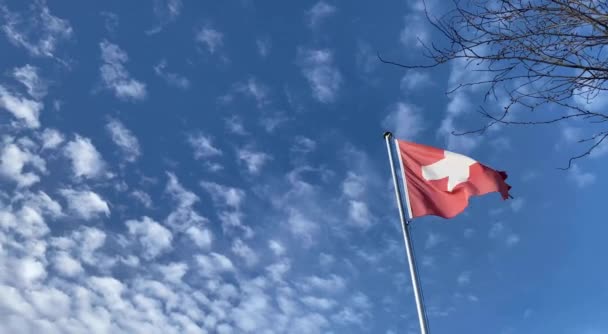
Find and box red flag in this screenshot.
[395,139,511,219]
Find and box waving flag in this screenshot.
[394,139,511,219]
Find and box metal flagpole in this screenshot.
[383,131,430,334]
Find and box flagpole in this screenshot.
[383,131,430,334]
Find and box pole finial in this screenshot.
[383,131,393,139]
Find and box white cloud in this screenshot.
[64,135,106,179]
[0,225,337,333]
[217,324,233,333]
[17,257,46,286]
[307,2,336,28]
[400,70,432,92]
[69,227,108,266]
[297,48,342,103]
[561,126,582,144]
[101,11,119,32]
[489,224,521,247]
[510,197,525,212]
[23,191,63,218]
[237,148,270,174]
[87,275,124,305]
[53,251,83,277]
[219,211,253,238]
[342,172,365,198]
[0,195,361,334]
[569,164,596,188]
[355,41,378,75]
[425,232,444,249]
[490,136,512,151]
[188,133,222,159]
[40,128,64,150]
[256,37,271,57]
[421,255,435,267]
[437,49,494,153]
[13,65,47,99]
[165,173,214,248]
[130,190,152,208]
[225,115,247,135]
[196,26,223,54]
[382,102,425,141]
[301,274,346,293]
[201,181,245,209]
[287,209,319,246]
[127,216,173,259]
[457,271,471,286]
[0,141,46,187]
[489,222,504,239]
[204,161,224,173]
[232,239,259,267]
[153,0,182,22]
[185,225,212,249]
[0,85,43,128]
[506,234,520,247]
[260,112,289,133]
[165,172,199,208]
[236,77,269,108]
[270,165,356,248]
[30,287,71,320]
[1,2,73,58]
[106,118,141,162]
[439,114,480,153]
[230,286,273,332]
[446,90,472,114]
[291,313,329,334]
[467,294,479,303]
[227,281,332,334]
[268,240,285,257]
[333,307,365,326]
[292,136,316,154]
[59,188,110,220]
[266,260,290,282]
[351,292,372,311]
[0,206,49,239]
[0,285,34,321]
[154,60,190,89]
[319,253,336,268]
[156,262,188,283]
[99,40,147,100]
[400,13,429,48]
[195,253,234,277]
[302,296,337,311]
[348,200,373,228]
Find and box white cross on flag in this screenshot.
[395,139,511,219]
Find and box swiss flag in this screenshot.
[395,139,511,219]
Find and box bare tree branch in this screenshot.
[560,132,608,169]
[382,0,608,167]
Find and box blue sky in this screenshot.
[0,1,607,333]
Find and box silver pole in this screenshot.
[383,131,429,334]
